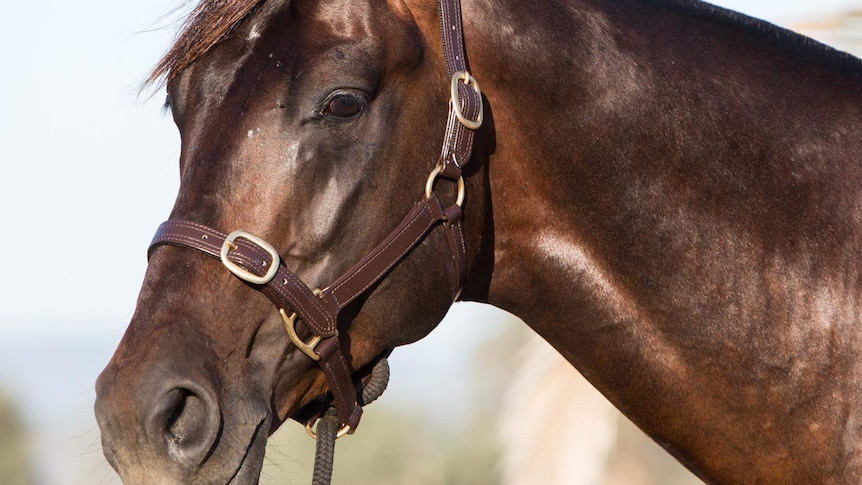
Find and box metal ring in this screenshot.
[305,417,351,440]
[450,71,483,130]
[220,231,280,285]
[425,166,465,208]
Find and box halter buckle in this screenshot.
[450,71,483,130]
[220,231,281,285]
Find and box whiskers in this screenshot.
[72,424,123,485]
[258,424,315,485]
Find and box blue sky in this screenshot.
[0,0,858,340]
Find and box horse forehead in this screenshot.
[307,1,377,40]
[237,0,378,56]
[225,0,375,46]
[304,0,422,41]
[234,1,396,69]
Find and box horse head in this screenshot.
[94,1,487,482]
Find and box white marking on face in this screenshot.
[248,24,261,40]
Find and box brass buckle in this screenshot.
[220,231,280,285]
[425,166,465,208]
[279,292,336,362]
[450,71,483,130]
[305,416,351,440]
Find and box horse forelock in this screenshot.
[147,0,270,85]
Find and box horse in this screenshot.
[94,0,862,483]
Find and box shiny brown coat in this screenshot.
[95,0,862,483]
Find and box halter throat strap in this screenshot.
[146,0,480,433]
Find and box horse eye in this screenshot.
[324,93,365,119]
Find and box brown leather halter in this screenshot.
[147,0,481,435]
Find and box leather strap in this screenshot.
[149,220,360,428]
[322,195,455,310]
[149,220,336,336]
[443,205,467,299]
[438,0,482,176]
[149,194,464,431]
[145,0,479,434]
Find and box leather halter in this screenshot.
[147,0,482,434]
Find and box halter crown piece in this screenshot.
[147,0,481,479]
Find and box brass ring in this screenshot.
[305,417,351,440]
[425,166,465,208]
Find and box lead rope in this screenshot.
[311,357,391,485]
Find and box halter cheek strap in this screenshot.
[149,193,464,431]
[147,0,481,434]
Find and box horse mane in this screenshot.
[147,0,267,85]
[668,0,862,72]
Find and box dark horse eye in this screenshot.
[324,92,365,118]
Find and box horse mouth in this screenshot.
[225,417,268,485]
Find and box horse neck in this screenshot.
[462,0,861,338]
[462,0,671,328]
[461,1,862,481]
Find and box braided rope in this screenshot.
[311,358,390,485]
[360,358,390,406]
[311,408,340,485]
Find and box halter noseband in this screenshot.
[147,0,481,434]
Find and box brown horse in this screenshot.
[95,0,862,483]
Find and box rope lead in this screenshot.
[311,357,391,485]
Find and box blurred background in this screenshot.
[0,1,859,484]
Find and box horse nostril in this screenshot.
[164,389,204,444]
[150,384,221,469]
